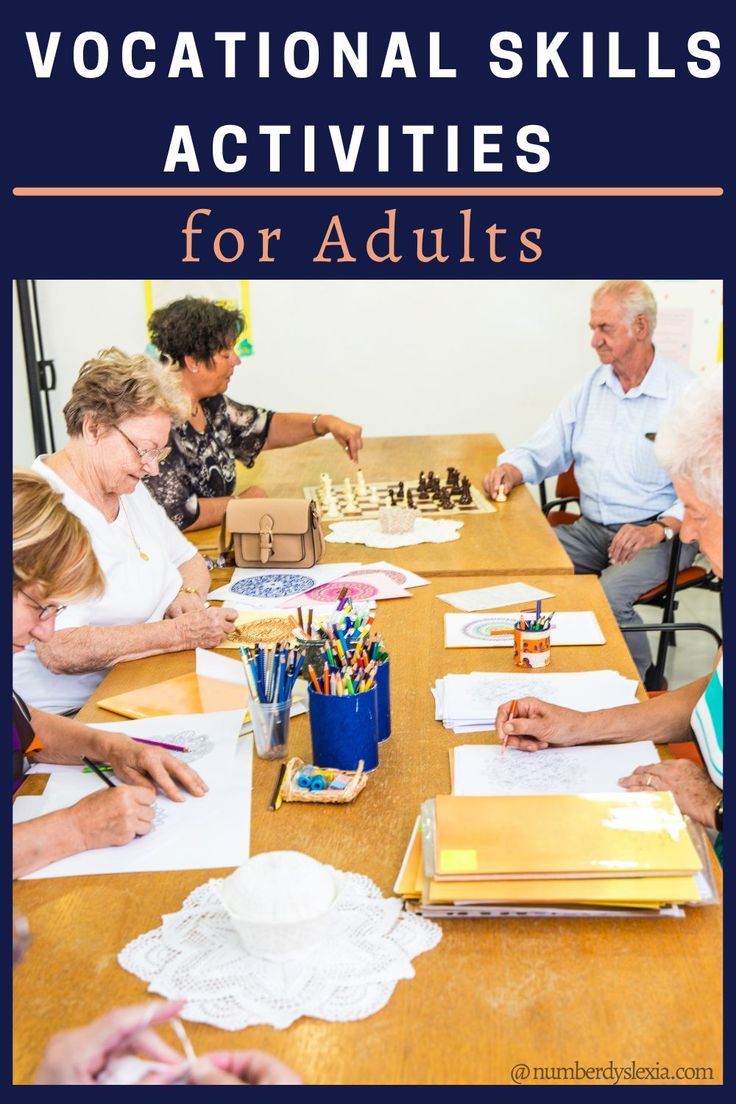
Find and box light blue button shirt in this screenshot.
[498,353,693,525]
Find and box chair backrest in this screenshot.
[556,464,580,499]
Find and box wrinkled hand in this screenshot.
[175,605,238,648]
[495,697,588,752]
[323,415,364,461]
[188,1051,303,1085]
[165,592,207,619]
[34,1000,185,1085]
[104,739,208,802]
[607,523,663,566]
[618,759,721,827]
[481,463,523,500]
[71,786,156,849]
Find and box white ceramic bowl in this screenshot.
[218,851,340,960]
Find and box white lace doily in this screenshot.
[119,871,441,1031]
[326,518,463,548]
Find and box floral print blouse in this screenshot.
[145,395,273,529]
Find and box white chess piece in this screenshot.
[320,472,333,496]
[356,468,368,496]
[370,488,380,508]
[495,482,507,503]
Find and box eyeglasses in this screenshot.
[21,590,67,622]
[114,425,171,466]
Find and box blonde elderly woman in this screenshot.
[496,368,723,861]
[13,471,207,879]
[12,350,237,715]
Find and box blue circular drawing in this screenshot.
[231,574,315,599]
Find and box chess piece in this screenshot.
[389,489,396,506]
[320,472,333,496]
[459,478,473,506]
[397,481,405,501]
[495,482,507,503]
[407,489,416,509]
[370,487,380,507]
[356,468,368,496]
[440,488,453,509]
[417,471,426,493]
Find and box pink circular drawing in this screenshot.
[306,580,378,602]
[351,568,406,585]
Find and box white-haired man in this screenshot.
[482,280,697,687]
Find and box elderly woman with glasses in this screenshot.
[12,349,237,715]
[13,471,207,878]
[496,368,723,860]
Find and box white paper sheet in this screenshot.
[194,648,307,729]
[13,793,48,823]
[349,561,430,588]
[452,742,659,796]
[207,563,361,608]
[444,611,605,648]
[434,670,639,732]
[436,581,555,612]
[23,710,253,879]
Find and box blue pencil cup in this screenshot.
[308,685,379,772]
[375,659,392,743]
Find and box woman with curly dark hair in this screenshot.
[145,296,364,531]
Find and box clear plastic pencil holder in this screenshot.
[308,684,379,771]
[250,697,292,760]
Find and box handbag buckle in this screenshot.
[259,514,275,563]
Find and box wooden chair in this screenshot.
[540,464,722,689]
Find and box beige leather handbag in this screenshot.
[220,498,325,569]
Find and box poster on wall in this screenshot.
[144,279,253,357]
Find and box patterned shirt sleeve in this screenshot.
[145,449,200,531]
[224,397,274,468]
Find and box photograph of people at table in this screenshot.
[12,349,239,715]
[145,296,364,530]
[12,471,207,879]
[12,278,722,1087]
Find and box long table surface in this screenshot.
[189,434,573,577]
[13,574,722,1085]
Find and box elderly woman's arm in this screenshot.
[496,674,710,752]
[264,413,364,461]
[34,606,237,674]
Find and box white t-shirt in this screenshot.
[13,457,198,713]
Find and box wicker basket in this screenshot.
[279,756,368,804]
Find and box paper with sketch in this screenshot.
[349,561,430,588]
[437,581,555,612]
[22,709,252,878]
[207,563,361,608]
[444,611,605,648]
[434,670,639,733]
[452,742,659,796]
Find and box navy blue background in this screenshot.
[1,1,730,277]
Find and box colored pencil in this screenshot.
[81,756,117,787]
[131,736,187,753]
[501,699,518,756]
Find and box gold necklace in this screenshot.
[120,498,150,561]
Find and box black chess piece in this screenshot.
[459,477,473,506]
[440,488,453,509]
[389,489,396,506]
[407,490,416,508]
[418,470,426,493]
[397,481,405,501]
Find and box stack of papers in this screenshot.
[394,792,715,919]
[437,581,554,612]
[432,670,639,734]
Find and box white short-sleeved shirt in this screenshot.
[12,457,198,713]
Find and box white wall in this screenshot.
[13,279,722,467]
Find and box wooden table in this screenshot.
[13,576,722,1084]
[188,434,573,578]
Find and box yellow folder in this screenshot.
[96,673,248,719]
[433,793,702,879]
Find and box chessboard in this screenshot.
[304,468,496,520]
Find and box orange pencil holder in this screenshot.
[513,624,551,669]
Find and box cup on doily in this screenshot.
[217,851,340,960]
[378,506,415,534]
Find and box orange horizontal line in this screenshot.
[12,185,723,198]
